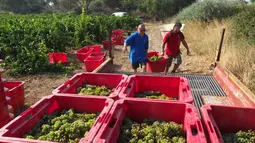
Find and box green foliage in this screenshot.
[120,0,141,12]
[223,130,255,143]
[135,91,178,100]
[139,0,195,19]
[119,118,185,143]
[24,109,99,143]
[175,0,246,22]
[232,5,255,45]
[0,14,140,75]
[77,82,114,96]
[103,0,119,8]
[88,0,105,11]
[0,0,46,13]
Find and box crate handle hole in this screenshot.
[109,118,117,128]
[191,127,198,136]
[208,121,214,133]
[25,114,33,121]
[187,108,192,113]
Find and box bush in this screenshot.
[120,0,140,12]
[0,14,141,75]
[88,0,105,12]
[139,0,195,20]
[175,0,246,22]
[232,5,255,45]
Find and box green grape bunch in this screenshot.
[24,109,99,143]
[77,82,114,96]
[149,56,163,62]
[119,118,186,143]
[135,91,178,100]
[223,130,255,143]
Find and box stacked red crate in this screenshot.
[0,59,25,128]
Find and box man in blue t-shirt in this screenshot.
[122,24,149,72]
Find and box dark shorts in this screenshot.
[132,61,147,69]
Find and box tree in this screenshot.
[119,0,141,12]
[0,0,46,13]
[55,0,93,13]
[139,0,195,20]
[103,0,119,8]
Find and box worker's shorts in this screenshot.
[132,61,147,69]
[166,53,182,67]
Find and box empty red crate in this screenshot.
[0,101,9,122]
[86,45,101,53]
[119,75,193,103]
[4,81,25,112]
[111,37,124,45]
[89,52,107,58]
[0,118,11,129]
[76,47,93,62]
[111,29,125,45]
[112,29,124,36]
[0,81,3,93]
[201,105,255,143]
[146,52,168,73]
[0,95,114,143]
[102,40,115,50]
[48,52,67,64]
[94,99,207,143]
[0,88,5,102]
[84,56,105,72]
[52,73,128,99]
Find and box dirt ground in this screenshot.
[3,22,213,107]
[113,22,214,74]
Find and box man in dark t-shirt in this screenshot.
[161,22,190,73]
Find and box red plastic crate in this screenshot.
[0,118,11,129]
[48,52,67,64]
[0,95,114,143]
[112,29,124,36]
[4,81,25,112]
[0,81,3,93]
[111,37,124,45]
[76,47,94,62]
[111,29,125,45]
[0,101,9,122]
[146,52,168,73]
[201,105,255,143]
[86,45,102,53]
[84,56,105,72]
[0,88,5,102]
[89,52,107,58]
[94,99,207,143]
[119,75,193,103]
[52,73,128,100]
[102,40,115,50]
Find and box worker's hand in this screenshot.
[161,52,165,56]
[122,47,128,53]
[187,50,191,56]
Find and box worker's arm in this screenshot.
[181,39,191,55]
[161,42,166,56]
[123,34,134,53]
[123,42,128,53]
[161,32,170,56]
[145,36,149,54]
